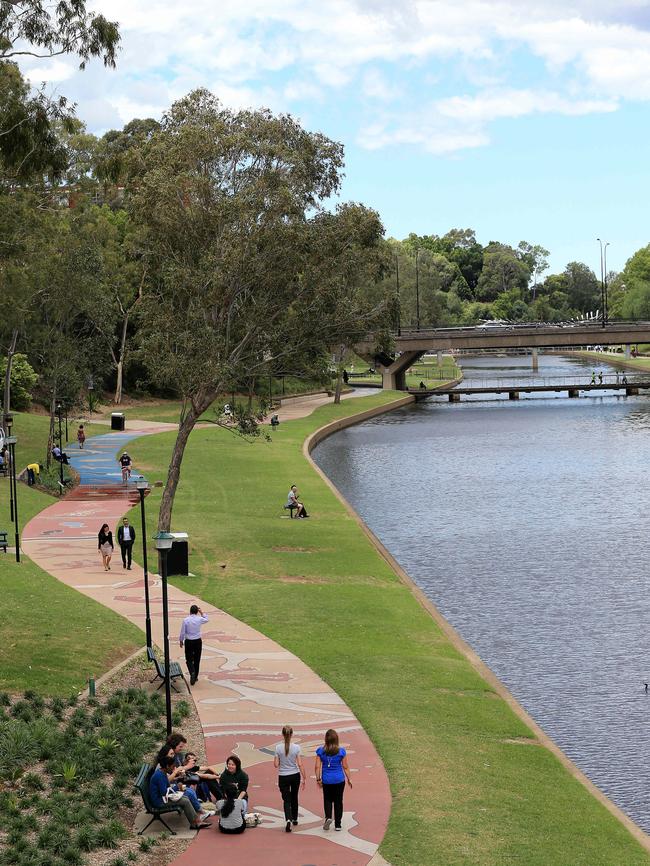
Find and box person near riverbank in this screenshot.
[286,484,308,518]
[623,373,628,384]
[598,371,603,384]
[219,755,249,813]
[590,371,596,384]
[315,729,352,831]
[98,523,113,571]
[117,517,136,570]
[77,424,86,449]
[274,725,306,832]
[179,604,208,685]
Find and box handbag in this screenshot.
[245,812,262,827]
[165,787,184,803]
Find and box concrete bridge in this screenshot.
[409,377,650,402]
[356,322,650,389]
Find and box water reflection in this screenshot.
[313,354,650,831]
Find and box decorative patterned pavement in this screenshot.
[22,407,391,866]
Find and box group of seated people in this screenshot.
[149,733,251,834]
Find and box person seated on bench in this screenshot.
[51,445,70,465]
[149,755,212,829]
[182,751,223,803]
[286,485,308,518]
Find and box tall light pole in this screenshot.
[55,402,64,489]
[154,530,174,736]
[415,248,421,331]
[5,413,14,524]
[4,414,19,563]
[597,238,609,328]
[395,254,401,336]
[136,478,152,648]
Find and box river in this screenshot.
[313,352,650,832]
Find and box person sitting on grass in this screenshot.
[149,755,211,830]
[216,783,247,834]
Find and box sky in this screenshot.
[20,0,650,277]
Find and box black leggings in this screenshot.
[219,820,246,834]
[278,772,300,821]
[322,781,345,828]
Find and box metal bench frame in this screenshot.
[147,646,189,693]
[134,762,184,835]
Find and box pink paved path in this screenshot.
[22,411,391,866]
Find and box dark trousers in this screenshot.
[120,541,134,567]
[27,468,35,486]
[279,772,300,821]
[322,781,345,827]
[184,638,203,678]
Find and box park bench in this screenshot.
[147,646,188,693]
[134,763,184,835]
[0,531,7,553]
[283,503,299,518]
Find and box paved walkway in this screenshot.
[22,397,390,866]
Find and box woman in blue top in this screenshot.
[314,728,352,831]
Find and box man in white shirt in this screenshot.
[179,604,209,685]
[117,517,136,569]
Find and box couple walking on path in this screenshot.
[97,517,136,571]
[276,726,352,834]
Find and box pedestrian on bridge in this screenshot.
[598,371,603,384]
[590,371,596,384]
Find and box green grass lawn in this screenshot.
[574,349,650,373]
[127,391,650,866]
[0,414,142,695]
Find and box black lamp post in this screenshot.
[415,248,421,331]
[55,402,64,489]
[4,415,19,563]
[597,238,609,328]
[87,376,94,416]
[395,254,401,336]
[5,413,14,524]
[154,530,175,736]
[136,478,152,649]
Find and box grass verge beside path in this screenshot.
[572,349,650,373]
[130,393,650,866]
[0,414,142,695]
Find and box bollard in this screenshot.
[88,675,95,697]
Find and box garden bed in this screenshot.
[0,652,203,866]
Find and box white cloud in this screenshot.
[16,0,650,153]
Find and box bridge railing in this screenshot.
[451,374,646,389]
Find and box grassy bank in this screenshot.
[572,349,650,373]
[0,413,142,695]
[128,392,650,866]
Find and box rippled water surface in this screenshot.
[313,354,650,831]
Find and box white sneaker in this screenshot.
[323,818,332,830]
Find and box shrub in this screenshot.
[75,827,98,851]
[21,772,45,791]
[61,847,83,866]
[0,354,38,410]
[95,824,119,849]
[175,700,191,719]
[138,837,153,852]
[0,692,10,706]
[10,701,34,723]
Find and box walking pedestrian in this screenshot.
[274,725,306,832]
[315,729,352,832]
[179,604,208,685]
[598,371,603,384]
[616,370,620,385]
[77,424,86,449]
[117,517,136,570]
[590,371,596,385]
[98,523,114,571]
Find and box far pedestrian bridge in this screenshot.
[409,373,650,402]
[356,321,650,389]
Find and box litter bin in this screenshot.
[167,532,189,576]
[111,412,125,431]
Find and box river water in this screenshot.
[313,353,650,832]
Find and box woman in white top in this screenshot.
[274,725,306,833]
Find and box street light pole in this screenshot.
[5,414,14,524]
[415,248,421,331]
[596,238,609,329]
[603,242,610,326]
[5,425,19,563]
[56,403,64,489]
[154,530,175,736]
[395,254,401,336]
[136,478,152,649]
